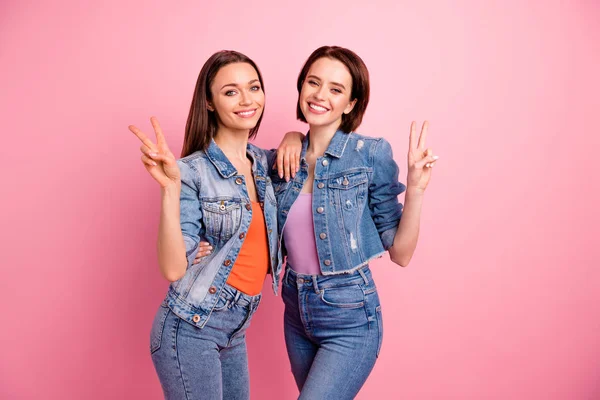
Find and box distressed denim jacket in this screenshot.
[270,130,405,275]
[165,140,280,329]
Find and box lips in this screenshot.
[307,102,329,114]
[234,109,258,118]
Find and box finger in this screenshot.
[140,144,154,156]
[283,150,292,181]
[151,116,168,151]
[141,154,157,167]
[147,153,175,165]
[417,121,429,150]
[277,151,284,179]
[295,151,300,173]
[415,154,438,169]
[129,125,157,151]
[408,121,417,150]
[292,151,299,177]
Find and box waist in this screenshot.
[283,264,373,291]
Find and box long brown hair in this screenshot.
[181,50,265,157]
[296,46,370,133]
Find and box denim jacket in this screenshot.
[165,140,280,329]
[271,130,405,275]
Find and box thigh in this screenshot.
[151,309,223,400]
[299,324,379,400]
[300,279,382,399]
[283,280,319,390]
[221,340,250,400]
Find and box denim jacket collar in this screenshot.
[302,129,351,161]
[205,139,265,179]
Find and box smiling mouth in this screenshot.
[308,102,329,113]
[234,109,257,118]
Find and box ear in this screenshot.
[207,102,215,112]
[343,98,357,115]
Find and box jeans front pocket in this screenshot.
[319,284,365,309]
[150,303,170,354]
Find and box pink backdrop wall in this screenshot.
[1,1,599,399]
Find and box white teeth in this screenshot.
[309,103,327,112]
[237,110,255,116]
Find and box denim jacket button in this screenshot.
[208,286,217,294]
[323,259,331,266]
[245,203,251,211]
[316,207,324,213]
[319,233,327,240]
[317,182,325,189]
[239,232,245,239]
[192,315,201,323]
[322,159,329,166]
[235,177,243,185]
[224,260,232,266]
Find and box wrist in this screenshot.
[406,186,425,198]
[161,182,181,197]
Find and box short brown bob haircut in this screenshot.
[296,46,370,133]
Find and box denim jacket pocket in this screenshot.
[201,199,242,243]
[328,171,368,210]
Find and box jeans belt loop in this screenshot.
[358,267,369,285]
[312,275,320,294]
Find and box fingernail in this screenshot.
[425,163,430,168]
[149,152,158,157]
[279,173,283,178]
[151,161,157,166]
[285,177,289,182]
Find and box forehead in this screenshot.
[212,62,259,86]
[307,57,352,85]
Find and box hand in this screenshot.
[276,131,304,181]
[193,241,213,264]
[129,117,180,188]
[407,121,438,192]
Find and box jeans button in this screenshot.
[192,315,201,323]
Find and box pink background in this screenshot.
[1,1,599,399]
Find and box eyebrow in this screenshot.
[306,75,346,90]
[221,79,260,90]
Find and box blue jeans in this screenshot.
[150,283,261,400]
[282,266,383,399]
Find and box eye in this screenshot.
[308,80,319,87]
[331,88,342,94]
[250,85,261,92]
[225,90,237,96]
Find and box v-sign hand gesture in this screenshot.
[129,117,181,188]
[407,121,438,192]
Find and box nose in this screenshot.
[239,90,252,106]
[314,85,326,101]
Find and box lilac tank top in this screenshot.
[283,193,321,275]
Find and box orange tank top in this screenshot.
[226,201,270,295]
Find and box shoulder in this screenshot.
[247,143,269,165]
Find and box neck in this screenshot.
[307,122,340,157]
[213,126,250,161]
